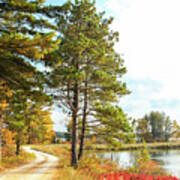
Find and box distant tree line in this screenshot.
[136,111,180,142]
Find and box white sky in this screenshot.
[52,0,180,131]
[105,0,180,122]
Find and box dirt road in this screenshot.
[0,147,59,180]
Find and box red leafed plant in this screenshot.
[98,172,179,180]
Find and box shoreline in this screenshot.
[85,142,180,151]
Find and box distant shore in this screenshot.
[85,141,180,151]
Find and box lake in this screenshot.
[97,150,180,177]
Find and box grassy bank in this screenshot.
[85,141,180,151]
[1,145,36,172]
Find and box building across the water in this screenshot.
[54,131,71,143]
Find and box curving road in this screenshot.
[0,147,59,180]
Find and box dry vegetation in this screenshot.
[1,145,35,172]
[32,144,119,180]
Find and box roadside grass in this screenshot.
[32,144,120,180]
[0,145,35,171]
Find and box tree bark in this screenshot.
[71,82,79,167]
[27,121,31,144]
[78,79,88,160]
[0,114,2,162]
[16,138,20,156]
[27,136,31,144]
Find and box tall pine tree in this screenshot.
[48,0,131,166]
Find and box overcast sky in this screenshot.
[47,0,180,131]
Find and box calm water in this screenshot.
[97,150,180,177]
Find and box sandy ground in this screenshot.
[0,146,59,180]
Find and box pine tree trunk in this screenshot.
[0,114,2,162]
[71,83,78,167]
[16,139,20,156]
[27,136,31,144]
[78,80,88,160]
[27,124,31,144]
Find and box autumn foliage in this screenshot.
[98,172,179,180]
[2,128,14,146]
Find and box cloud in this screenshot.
[106,0,132,15]
[104,0,180,121]
[51,110,67,132]
[119,78,180,121]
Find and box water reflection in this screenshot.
[97,150,180,177]
[98,151,136,168]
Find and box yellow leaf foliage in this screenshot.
[2,128,15,146]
